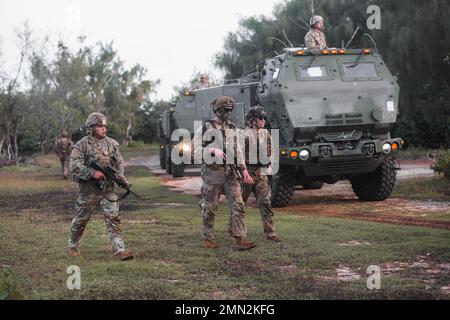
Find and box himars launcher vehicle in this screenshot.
[158,47,404,207]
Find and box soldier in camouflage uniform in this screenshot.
[193,96,256,251]
[67,113,133,261]
[54,131,73,179]
[241,106,281,242]
[192,74,210,90]
[305,15,328,50]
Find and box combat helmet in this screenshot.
[85,112,107,127]
[246,106,268,124]
[310,15,324,27]
[210,96,235,113]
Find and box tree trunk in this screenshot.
[123,115,133,146]
[13,133,18,160]
[0,137,4,158]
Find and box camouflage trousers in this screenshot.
[199,166,247,240]
[242,170,277,238]
[60,157,70,179]
[68,189,126,253]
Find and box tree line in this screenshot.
[214,0,450,149]
[1,1,449,161]
[0,23,167,160]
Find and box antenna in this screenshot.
[345,26,360,49]
[289,17,309,32]
[282,30,294,48]
[361,33,378,51]
[266,37,289,48]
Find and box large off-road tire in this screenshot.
[350,158,397,201]
[270,168,295,208]
[165,147,172,175]
[159,145,166,170]
[302,181,324,190]
[172,163,185,178]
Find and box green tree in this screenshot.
[0,23,32,160]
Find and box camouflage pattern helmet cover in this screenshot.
[246,106,268,123]
[210,96,235,113]
[310,15,324,27]
[85,112,107,127]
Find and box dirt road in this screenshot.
[126,156,450,230]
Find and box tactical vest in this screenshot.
[245,128,272,169]
[84,137,117,169]
[201,119,240,165]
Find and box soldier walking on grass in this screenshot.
[67,112,134,261]
[192,96,257,251]
[241,106,281,242]
[54,131,73,180]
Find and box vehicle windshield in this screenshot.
[299,65,329,79]
[343,62,378,79]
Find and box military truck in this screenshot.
[158,47,403,207]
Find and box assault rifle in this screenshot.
[229,163,245,192]
[87,157,141,201]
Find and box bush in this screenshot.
[432,150,450,179]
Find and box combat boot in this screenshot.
[113,250,134,261]
[68,248,80,257]
[233,238,256,251]
[203,239,220,249]
[267,235,281,242]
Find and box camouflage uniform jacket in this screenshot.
[305,29,327,50]
[70,136,125,188]
[244,127,272,174]
[54,137,73,159]
[193,119,247,171]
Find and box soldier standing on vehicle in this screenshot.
[193,96,257,251]
[305,15,328,50]
[192,74,210,90]
[241,106,281,242]
[68,112,134,261]
[54,131,73,180]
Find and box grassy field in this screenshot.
[0,151,449,300]
[393,176,450,202]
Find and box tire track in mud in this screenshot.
[281,206,450,230]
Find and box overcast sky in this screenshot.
[0,0,280,100]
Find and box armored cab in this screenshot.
[257,48,403,206]
[158,47,403,206]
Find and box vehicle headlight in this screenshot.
[179,143,191,152]
[299,149,311,161]
[382,143,392,154]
